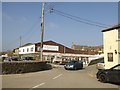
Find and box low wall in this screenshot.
[88,58,104,66]
[2,61,52,74]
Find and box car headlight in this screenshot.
[69,65,74,68]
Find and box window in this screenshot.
[27,48,29,52]
[118,30,120,39]
[23,49,25,52]
[113,65,120,70]
[37,47,40,51]
[108,53,113,62]
[31,47,33,52]
[119,53,120,58]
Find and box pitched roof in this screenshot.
[102,24,120,32]
[35,40,71,49]
[20,43,34,47]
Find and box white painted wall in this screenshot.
[103,29,119,69]
[19,45,35,54]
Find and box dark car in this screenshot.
[96,64,120,84]
[64,60,83,70]
[3,56,20,62]
[22,57,34,61]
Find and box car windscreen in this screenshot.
[67,61,78,64]
[99,60,104,63]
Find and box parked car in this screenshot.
[3,57,12,62]
[4,57,20,62]
[96,64,120,84]
[21,57,34,61]
[64,60,83,70]
[96,60,105,69]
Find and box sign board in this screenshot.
[43,45,59,51]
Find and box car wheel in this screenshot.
[98,74,107,83]
[65,68,68,70]
[74,67,77,70]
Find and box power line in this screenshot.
[54,11,107,28]
[7,10,50,48]
[51,8,109,28]
[22,22,40,45]
[53,9,110,27]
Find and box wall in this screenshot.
[103,29,119,69]
[19,45,35,54]
[118,40,120,64]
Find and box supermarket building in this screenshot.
[14,40,95,64]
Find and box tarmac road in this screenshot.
[2,65,119,89]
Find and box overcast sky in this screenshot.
[2,2,118,51]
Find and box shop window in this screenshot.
[108,53,113,62]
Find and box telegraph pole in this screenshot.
[40,1,45,61]
[19,36,22,59]
[20,36,22,47]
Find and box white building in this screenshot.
[19,44,35,54]
[102,24,120,69]
[14,40,95,64]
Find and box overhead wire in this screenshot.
[7,9,50,48]
[7,3,110,50]
[53,9,110,27]
[52,8,109,28]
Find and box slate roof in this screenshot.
[102,24,120,32]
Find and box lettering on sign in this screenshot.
[43,45,59,51]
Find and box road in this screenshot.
[2,65,119,89]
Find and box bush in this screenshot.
[2,61,52,74]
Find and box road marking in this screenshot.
[88,73,94,77]
[53,74,62,79]
[30,82,45,89]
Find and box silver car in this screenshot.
[96,60,105,69]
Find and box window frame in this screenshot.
[108,53,113,62]
[118,29,120,40]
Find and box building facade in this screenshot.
[14,40,94,64]
[102,24,120,69]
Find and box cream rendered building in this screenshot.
[102,24,120,69]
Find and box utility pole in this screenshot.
[20,36,22,47]
[40,1,45,61]
[19,36,22,59]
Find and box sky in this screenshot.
[2,2,118,51]
[0,2,2,52]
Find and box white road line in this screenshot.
[53,74,62,79]
[88,73,94,77]
[30,82,45,89]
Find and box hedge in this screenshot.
[2,61,52,74]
